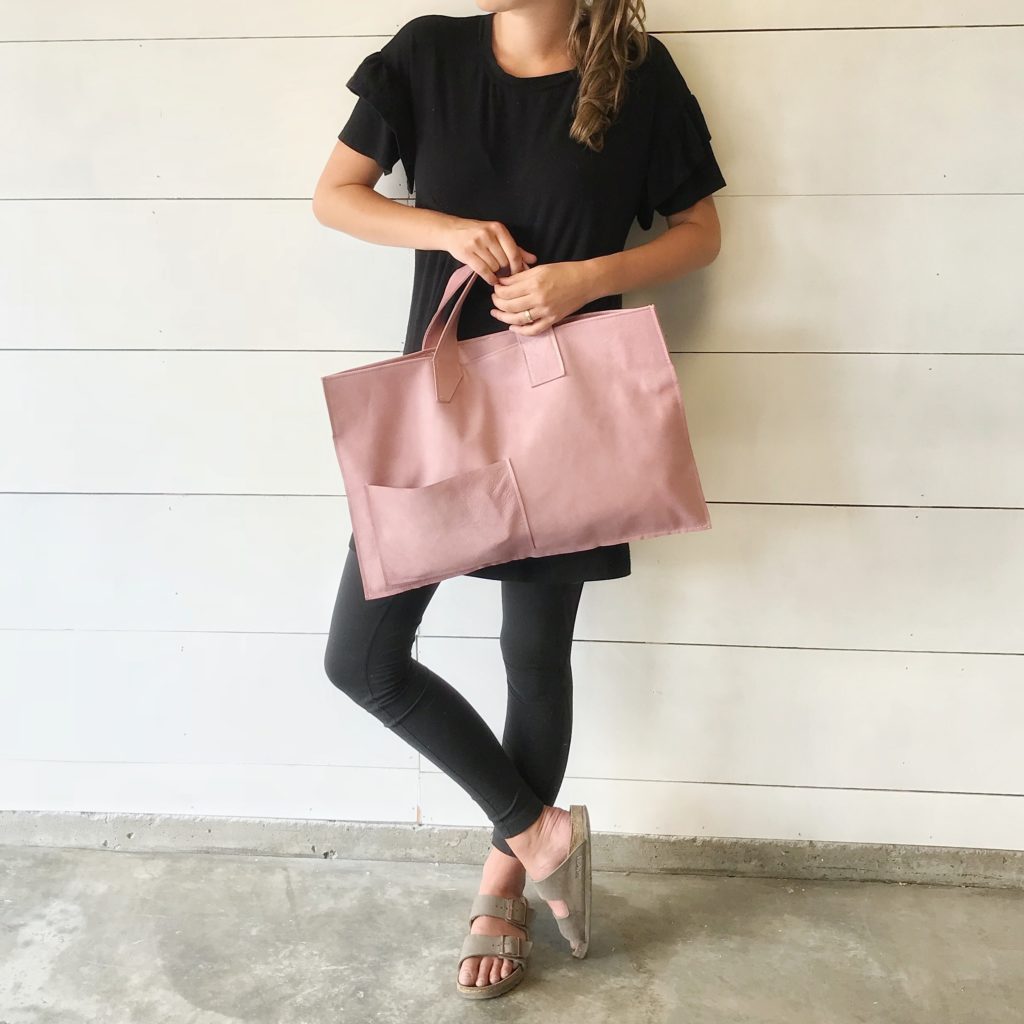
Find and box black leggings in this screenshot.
[323,543,584,857]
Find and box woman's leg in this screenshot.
[490,578,584,856]
[459,578,585,987]
[322,542,546,844]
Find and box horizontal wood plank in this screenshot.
[0,629,413,769]
[3,350,1021,508]
[3,196,1021,354]
[419,772,1024,851]
[2,496,1021,653]
[1,1,1018,40]
[416,636,1024,795]
[4,629,1020,796]
[0,759,418,821]
[2,30,1021,198]
[418,503,1024,654]
[0,200,415,351]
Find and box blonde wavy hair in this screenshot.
[566,0,650,151]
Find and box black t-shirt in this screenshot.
[336,11,726,585]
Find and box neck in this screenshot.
[490,3,577,77]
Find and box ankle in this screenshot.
[487,842,524,866]
[480,846,526,894]
[504,804,565,861]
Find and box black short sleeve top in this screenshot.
[335,12,726,585]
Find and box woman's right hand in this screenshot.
[439,216,537,286]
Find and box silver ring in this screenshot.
[523,308,534,324]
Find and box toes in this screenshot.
[476,956,493,987]
[462,953,517,988]
[548,898,570,919]
[459,956,478,986]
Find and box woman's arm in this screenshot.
[311,140,536,284]
[312,140,449,250]
[583,196,722,301]
[489,196,722,336]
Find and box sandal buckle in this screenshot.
[499,934,521,956]
[504,898,528,925]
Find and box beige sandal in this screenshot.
[528,804,592,958]
[455,893,535,1000]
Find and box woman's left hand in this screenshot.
[489,260,595,336]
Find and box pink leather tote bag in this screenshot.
[322,262,711,600]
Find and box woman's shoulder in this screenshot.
[629,31,686,88]
[372,12,479,81]
[620,30,702,130]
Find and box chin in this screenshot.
[474,1,528,12]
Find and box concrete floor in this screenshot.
[1,846,1021,1024]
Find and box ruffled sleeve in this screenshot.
[635,38,726,230]
[337,22,418,192]
[338,97,401,179]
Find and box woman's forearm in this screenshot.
[312,184,457,251]
[581,220,722,304]
[313,183,720,302]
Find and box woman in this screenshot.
[312,0,725,1000]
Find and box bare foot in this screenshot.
[459,845,528,989]
[504,805,573,922]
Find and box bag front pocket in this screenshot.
[365,457,535,586]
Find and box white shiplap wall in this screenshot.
[2,3,1023,852]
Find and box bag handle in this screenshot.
[422,262,566,403]
[421,262,478,355]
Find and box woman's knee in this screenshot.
[323,619,425,727]
[500,591,580,668]
[323,548,407,710]
[323,639,374,707]
[323,545,436,707]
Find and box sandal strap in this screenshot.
[458,932,533,966]
[528,804,591,950]
[468,893,532,928]
[529,843,586,902]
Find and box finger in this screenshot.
[485,236,516,277]
[481,246,505,279]
[495,265,531,286]
[492,272,534,300]
[491,291,535,314]
[510,317,555,336]
[489,306,539,328]
[493,225,524,274]
[471,249,501,286]
[490,306,552,333]
[489,307,520,326]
